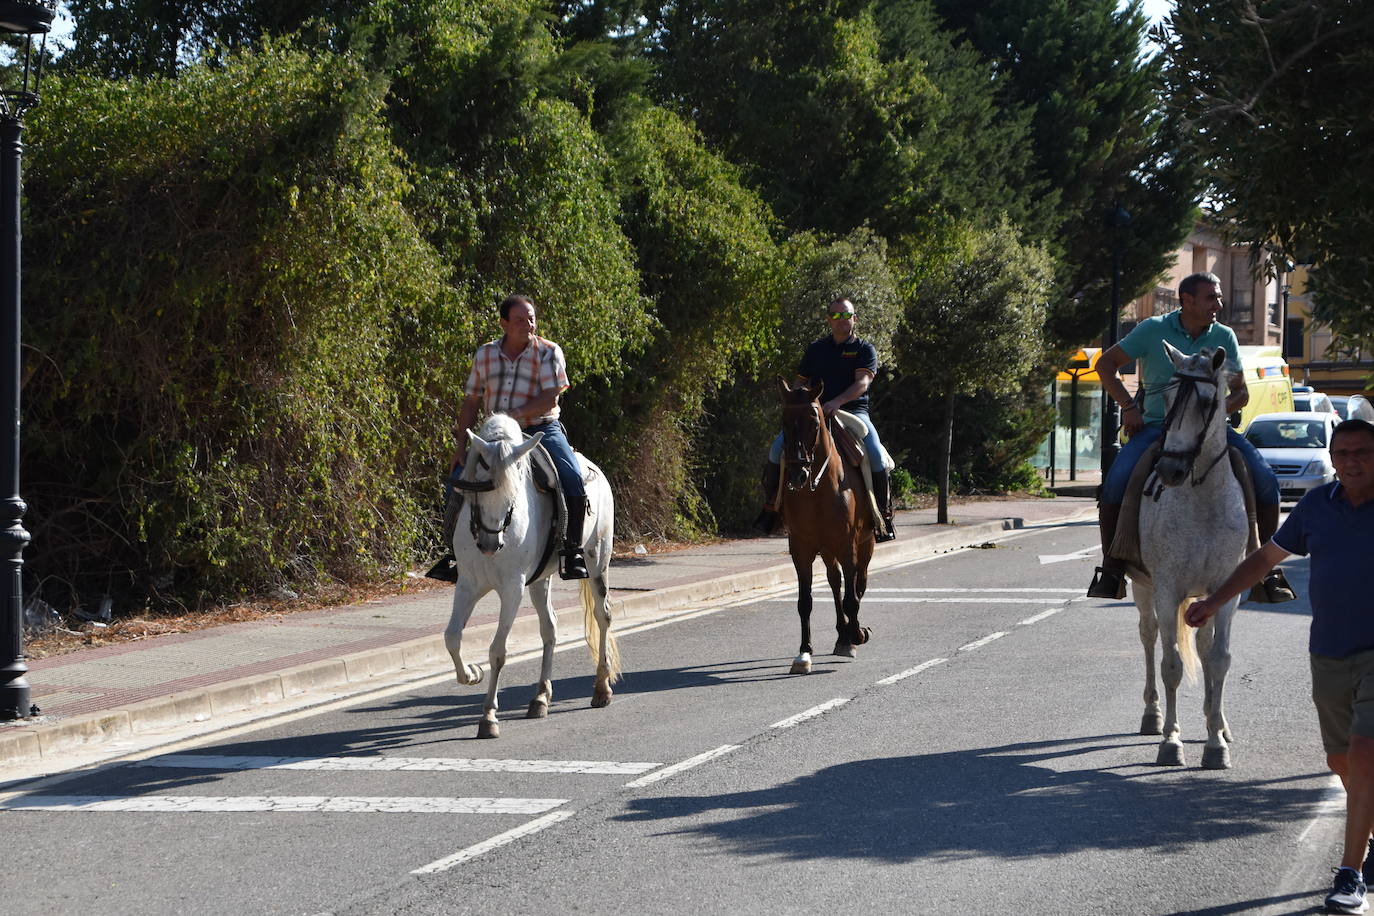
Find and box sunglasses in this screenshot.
[828,311,855,320]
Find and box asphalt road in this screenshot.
[1,517,1343,915]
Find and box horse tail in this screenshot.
[1174,597,1200,684]
[581,578,621,684]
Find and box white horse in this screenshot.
[1132,343,1250,769]
[443,413,619,739]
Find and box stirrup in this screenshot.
[424,554,459,583]
[1087,566,1127,600]
[1248,567,1296,604]
[559,547,589,580]
[875,519,896,543]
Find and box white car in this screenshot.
[1331,394,1374,421]
[1244,411,1341,500]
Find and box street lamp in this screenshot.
[0,0,55,722]
[1100,203,1131,484]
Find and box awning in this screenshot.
[1057,347,1103,383]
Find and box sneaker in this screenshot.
[1326,866,1367,914]
[1086,565,1127,600]
[1362,838,1374,888]
[1248,567,1297,603]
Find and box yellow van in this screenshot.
[1233,345,1294,432]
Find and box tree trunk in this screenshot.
[938,386,955,524]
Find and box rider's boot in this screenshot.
[752,462,782,535]
[424,490,465,583]
[1086,502,1128,600]
[871,469,896,543]
[559,495,590,580]
[1248,502,1296,603]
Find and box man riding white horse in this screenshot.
[428,293,591,582]
[1087,271,1295,603]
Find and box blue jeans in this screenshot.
[1102,424,1279,506]
[769,407,888,470]
[448,420,586,544]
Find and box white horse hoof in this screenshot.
[790,654,812,675]
[833,641,857,659]
[1201,745,1231,769]
[1140,712,1164,735]
[476,718,500,739]
[1156,741,1185,766]
[457,663,484,686]
[526,699,549,719]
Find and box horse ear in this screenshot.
[806,381,824,402]
[1211,347,1227,372]
[511,433,544,462]
[467,431,491,457]
[1163,340,1186,370]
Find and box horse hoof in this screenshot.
[790,655,812,675]
[1201,746,1232,770]
[833,641,857,659]
[476,718,500,739]
[1156,741,1185,766]
[1140,712,1164,736]
[590,691,612,709]
[526,699,548,719]
[854,627,872,646]
[458,663,484,686]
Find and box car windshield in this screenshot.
[1246,419,1328,448]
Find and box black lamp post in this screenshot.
[0,0,55,722]
[1100,203,1131,483]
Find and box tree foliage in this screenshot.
[1159,0,1374,348]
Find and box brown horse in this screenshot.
[776,378,875,674]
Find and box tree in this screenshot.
[895,220,1054,522]
[1159,0,1374,347]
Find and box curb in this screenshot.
[0,508,1094,770]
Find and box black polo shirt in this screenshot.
[798,335,879,412]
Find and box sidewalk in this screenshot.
[1,495,1096,772]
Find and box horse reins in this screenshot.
[784,403,830,492]
[453,454,516,539]
[1155,371,1230,490]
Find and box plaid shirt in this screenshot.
[464,335,569,427]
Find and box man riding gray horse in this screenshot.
[1087,271,1294,603]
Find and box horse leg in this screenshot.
[1153,588,1187,766]
[1197,601,1237,769]
[444,580,488,687]
[827,560,856,658]
[790,547,817,674]
[587,573,618,708]
[525,578,557,720]
[477,583,523,739]
[1134,580,1162,735]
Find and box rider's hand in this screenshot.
[1121,404,1145,436]
[1183,598,1215,628]
[821,400,838,417]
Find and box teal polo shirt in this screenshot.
[1118,310,1241,426]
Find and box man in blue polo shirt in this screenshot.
[1185,419,1374,915]
[1086,271,1293,603]
[754,297,895,541]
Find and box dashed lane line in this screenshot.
[874,658,948,686]
[1017,608,1063,626]
[958,632,1008,652]
[770,698,848,729]
[412,810,576,875]
[0,795,568,815]
[130,754,660,775]
[624,745,740,788]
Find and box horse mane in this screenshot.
[471,413,531,500]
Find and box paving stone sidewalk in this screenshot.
[0,494,1096,771]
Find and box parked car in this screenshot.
[1244,411,1341,500]
[1291,388,1335,414]
[1331,394,1374,421]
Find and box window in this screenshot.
[1284,318,1304,359]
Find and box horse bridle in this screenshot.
[1156,370,1229,487]
[783,402,831,491]
[453,454,515,540]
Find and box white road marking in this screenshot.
[770,698,848,729]
[625,745,740,788]
[133,754,659,775]
[412,810,575,875]
[862,598,1071,604]
[866,587,1080,593]
[958,632,1007,652]
[1017,608,1063,626]
[0,795,567,815]
[875,658,948,686]
[1037,546,1101,565]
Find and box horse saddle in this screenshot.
[1109,439,1259,583]
[525,439,598,576]
[830,410,894,537]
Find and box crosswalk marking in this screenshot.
[865,587,1080,593]
[0,795,567,815]
[132,754,660,775]
[862,597,1071,604]
[625,745,740,788]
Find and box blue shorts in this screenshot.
[1102,424,1278,506]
